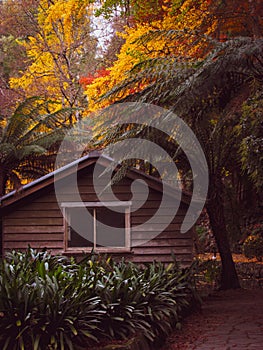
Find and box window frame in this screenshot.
[62,201,131,253]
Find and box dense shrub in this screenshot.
[0,248,199,350]
[0,249,102,350]
[197,258,221,285]
[243,234,263,262]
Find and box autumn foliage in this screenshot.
[9,0,95,110]
[85,0,217,110]
[79,69,110,88]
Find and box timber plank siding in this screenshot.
[0,154,194,265]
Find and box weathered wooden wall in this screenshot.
[1,163,193,265]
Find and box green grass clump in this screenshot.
[0,248,199,350]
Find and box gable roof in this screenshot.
[0,151,192,210]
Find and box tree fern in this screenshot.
[0,97,74,195]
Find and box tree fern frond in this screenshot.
[90,36,262,191]
[0,98,74,195]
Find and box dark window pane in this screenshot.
[68,208,94,247]
[96,207,126,247]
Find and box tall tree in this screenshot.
[85,0,263,289]
[85,0,221,111]
[85,0,263,110]
[0,0,39,116]
[91,37,262,289]
[9,0,97,121]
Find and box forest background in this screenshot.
[0,0,262,290]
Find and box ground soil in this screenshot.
[161,288,263,350]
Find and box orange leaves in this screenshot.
[84,0,216,110]
[79,69,110,88]
[85,0,263,114]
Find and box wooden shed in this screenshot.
[0,153,194,265]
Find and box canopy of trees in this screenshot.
[0,0,262,289]
[6,0,97,116]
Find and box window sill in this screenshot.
[63,248,133,255]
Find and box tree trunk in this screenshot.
[206,178,241,290]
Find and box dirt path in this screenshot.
[161,289,263,350]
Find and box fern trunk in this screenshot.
[206,178,240,290]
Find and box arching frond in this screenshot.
[0,97,74,195]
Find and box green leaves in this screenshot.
[239,89,263,190]
[0,248,102,350]
[0,97,73,195]
[0,248,199,349]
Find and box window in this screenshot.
[62,202,131,252]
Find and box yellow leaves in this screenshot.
[10,47,58,98]
[85,23,157,111]
[85,0,216,111]
[10,0,93,109]
[38,0,91,46]
[197,253,263,264]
